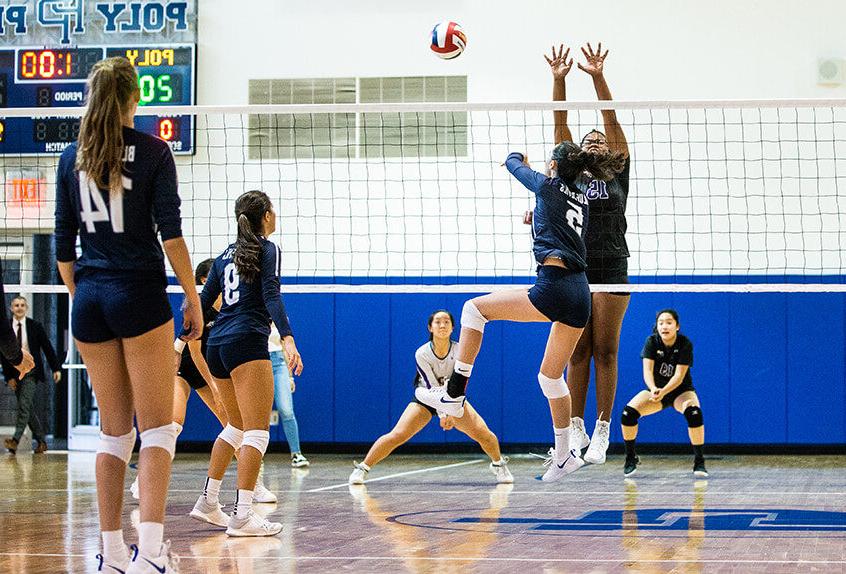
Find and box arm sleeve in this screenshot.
[0,262,22,365]
[678,338,693,366]
[198,259,222,313]
[36,321,62,372]
[261,242,292,338]
[640,335,656,360]
[414,347,439,388]
[54,153,79,263]
[151,146,183,241]
[505,153,549,194]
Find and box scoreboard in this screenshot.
[0,43,195,155]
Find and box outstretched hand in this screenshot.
[578,42,609,77]
[544,44,573,79]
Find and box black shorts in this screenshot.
[660,384,696,409]
[72,269,172,344]
[177,353,208,390]
[528,266,591,328]
[586,256,629,286]
[412,397,438,417]
[205,333,270,379]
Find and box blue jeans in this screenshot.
[271,350,302,454]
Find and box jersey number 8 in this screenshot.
[223,262,240,305]
[78,171,129,233]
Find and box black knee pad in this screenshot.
[684,406,704,428]
[620,406,641,427]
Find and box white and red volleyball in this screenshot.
[430,21,467,60]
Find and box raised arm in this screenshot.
[505,153,547,193]
[579,42,629,158]
[545,44,574,144]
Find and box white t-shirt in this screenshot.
[414,340,456,389]
[268,323,283,352]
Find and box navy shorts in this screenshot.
[205,333,270,379]
[177,353,208,390]
[528,266,591,328]
[72,269,172,344]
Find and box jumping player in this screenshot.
[188,190,303,537]
[349,310,513,485]
[54,57,202,573]
[416,144,626,481]
[620,309,708,478]
[545,42,632,465]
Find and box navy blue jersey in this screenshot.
[574,157,631,259]
[0,260,23,365]
[54,127,182,273]
[506,153,588,271]
[201,239,293,346]
[641,333,693,388]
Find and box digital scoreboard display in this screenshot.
[0,44,195,155]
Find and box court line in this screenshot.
[305,459,486,492]
[0,552,843,565]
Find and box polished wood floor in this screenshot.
[0,451,843,573]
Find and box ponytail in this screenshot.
[233,190,274,283]
[76,57,139,193]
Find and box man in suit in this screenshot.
[2,296,62,454]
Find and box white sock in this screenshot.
[553,426,570,461]
[358,462,371,471]
[101,529,125,559]
[203,476,222,504]
[138,522,163,557]
[454,361,473,379]
[234,489,254,517]
[492,458,505,466]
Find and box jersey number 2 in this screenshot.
[224,263,240,305]
[78,171,128,233]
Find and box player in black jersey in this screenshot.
[416,145,625,482]
[54,57,202,574]
[620,309,708,478]
[189,190,303,537]
[543,42,632,465]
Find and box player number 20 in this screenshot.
[565,200,584,234]
[223,263,240,305]
[78,171,128,233]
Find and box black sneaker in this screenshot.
[623,455,639,477]
[693,458,709,478]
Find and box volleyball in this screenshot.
[430,21,467,59]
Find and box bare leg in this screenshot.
[567,320,593,419]
[540,321,584,429]
[674,391,704,446]
[172,377,192,427]
[452,402,501,462]
[362,404,432,467]
[206,376,242,481]
[230,359,275,491]
[590,293,630,422]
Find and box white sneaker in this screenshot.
[129,476,139,501]
[96,546,132,573]
[583,420,610,465]
[348,462,369,485]
[226,510,283,537]
[538,448,585,482]
[126,541,179,573]
[489,457,514,484]
[414,386,465,417]
[569,417,591,453]
[253,481,277,504]
[291,452,310,468]
[189,496,229,527]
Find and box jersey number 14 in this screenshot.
[78,171,129,233]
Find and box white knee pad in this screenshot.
[97,427,137,464]
[538,373,570,399]
[218,424,244,449]
[242,429,270,456]
[139,423,179,458]
[461,299,488,333]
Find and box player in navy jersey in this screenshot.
[54,57,202,574]
[0,261,34,376]
[416,143,625,482]
[620,309,708,478]
[541,42,632,465]
[189,190,303,537]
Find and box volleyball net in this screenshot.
[1,99,845,293]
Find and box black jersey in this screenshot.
[505,153,589,272]
[200,239,292,346]
[641,333,693,388]
[574,156,631,259]
[0,260,22,365]
[178,306,218,372]
[54,127,182,274]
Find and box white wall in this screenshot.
[197,0,846,104]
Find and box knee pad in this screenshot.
[538,373,569,399]
[620,406,641,427]
[97,427,137,464]
[139,423,179,458]
[218,424,244,449]
[242,429,270,456]
[684,406,704,428]
[461,299,488,333]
